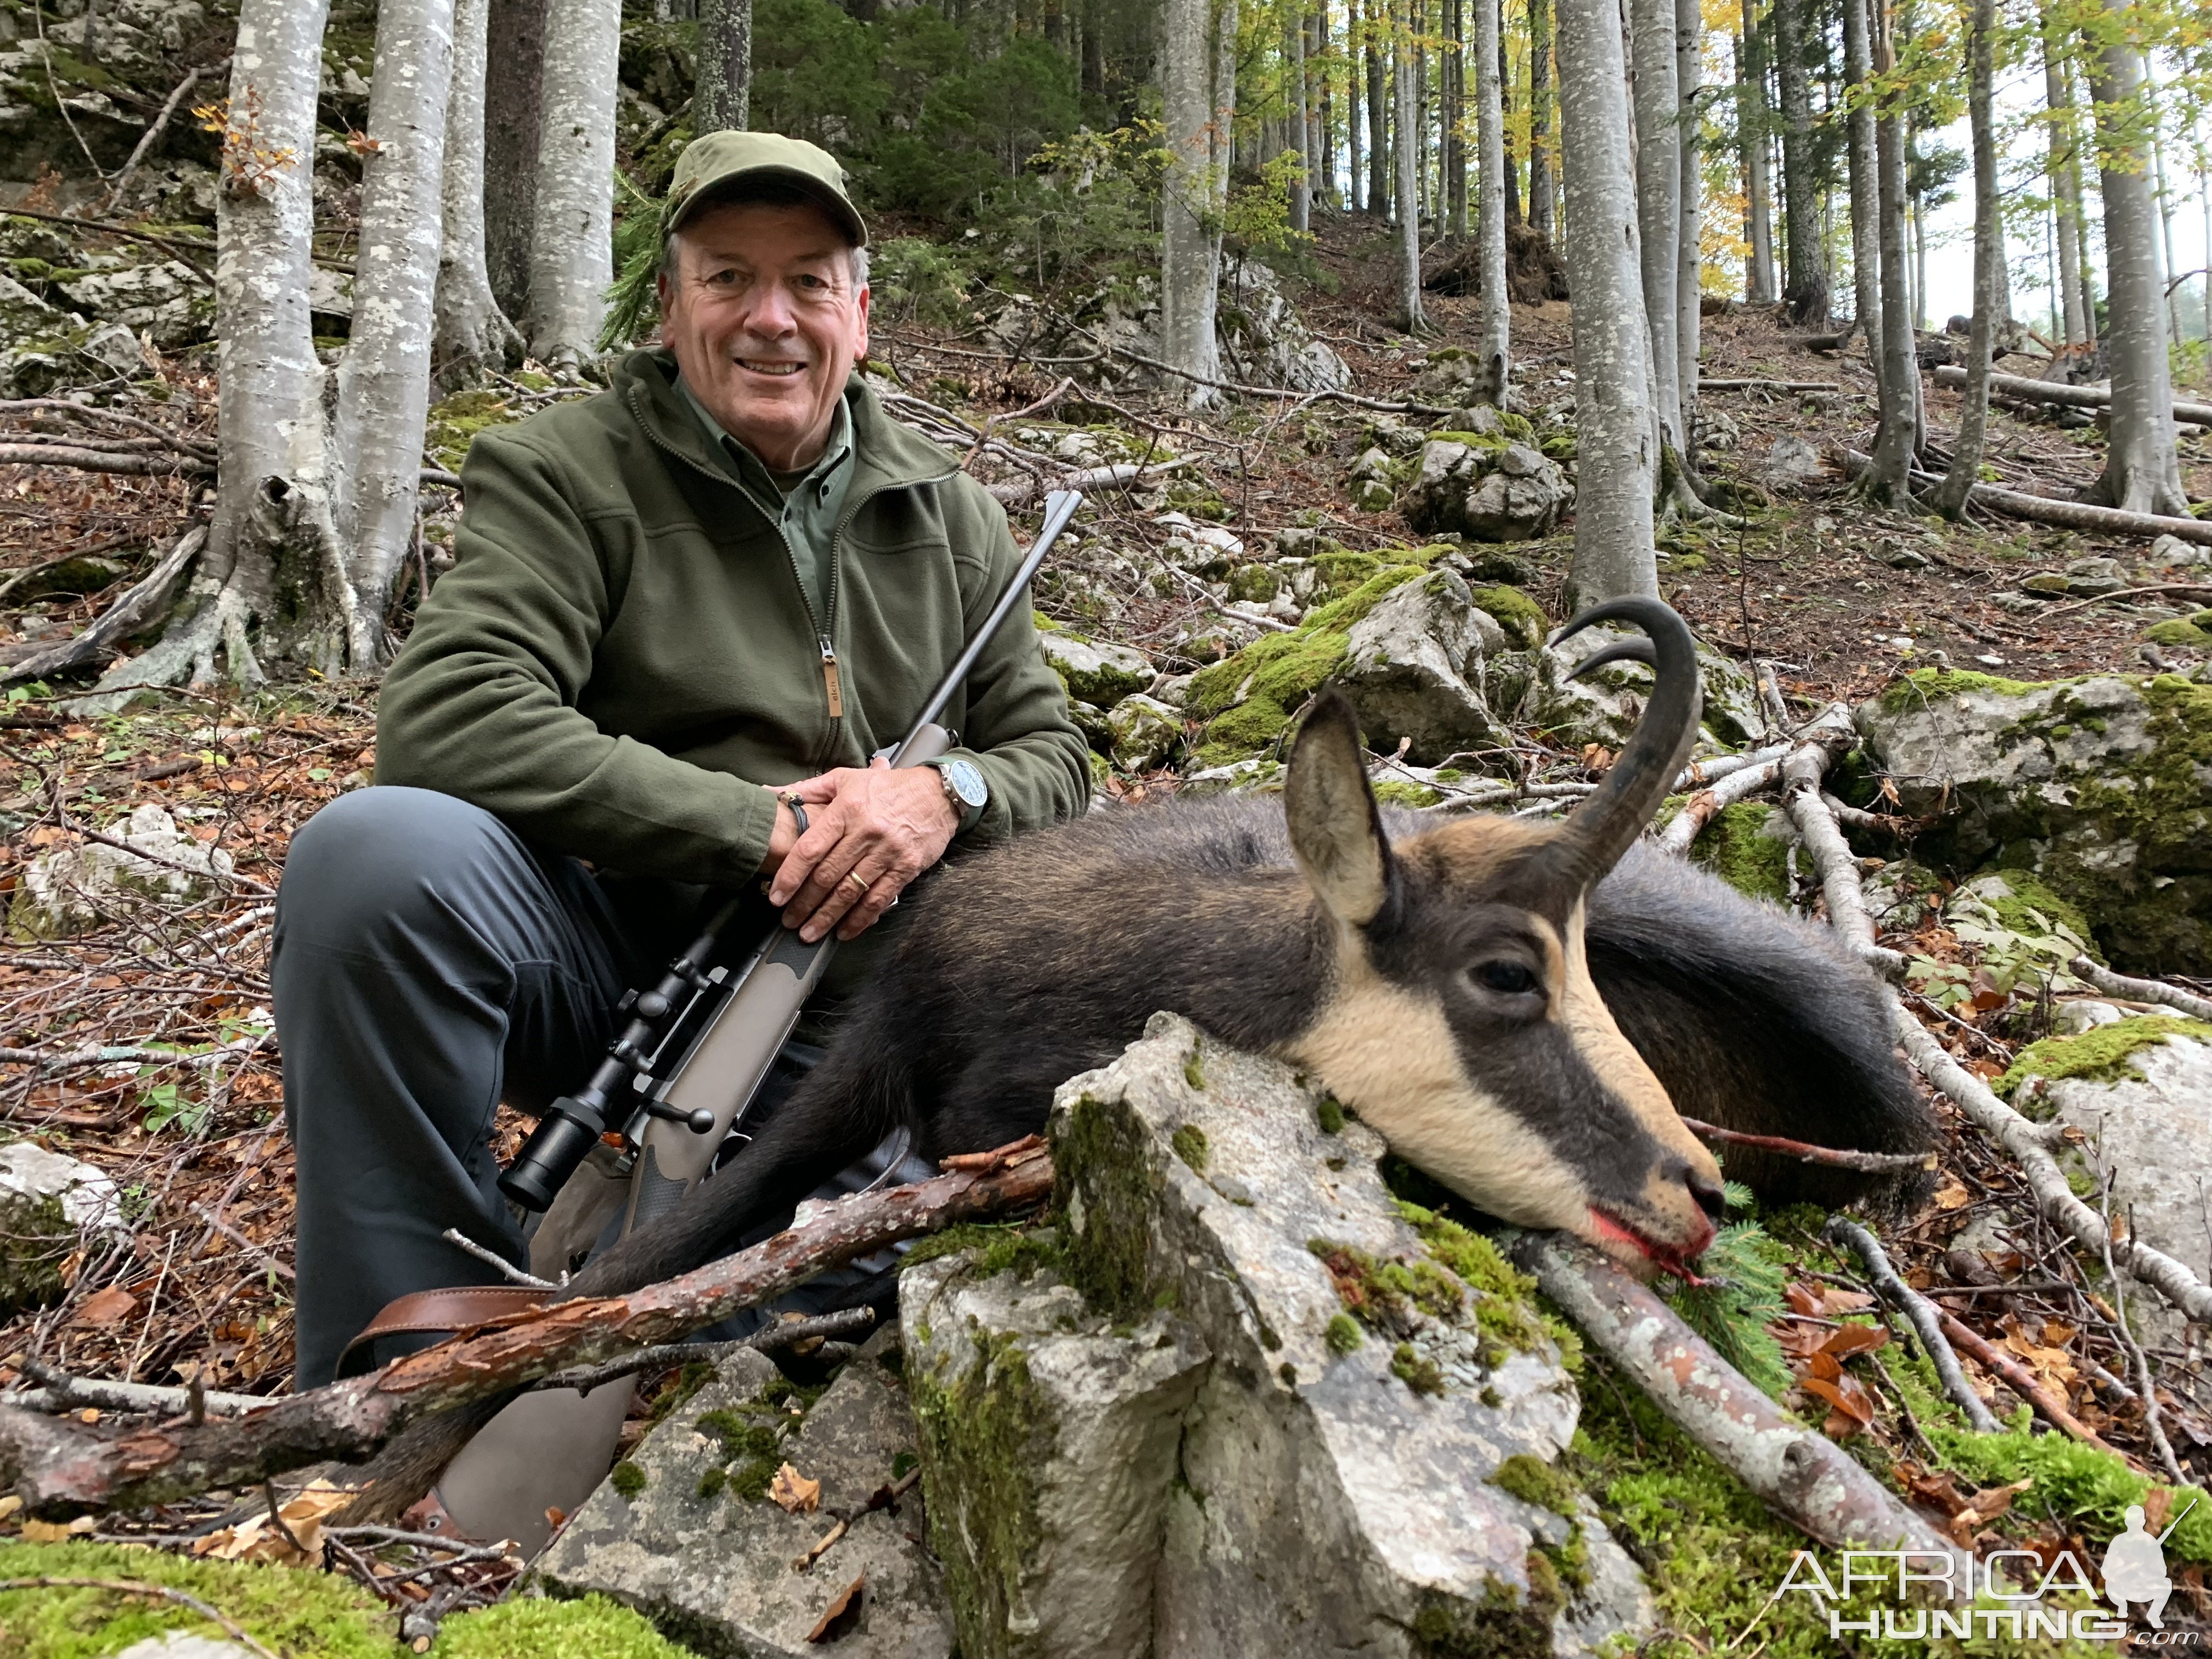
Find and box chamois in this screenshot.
[569,597,1934,1300]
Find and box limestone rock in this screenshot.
[1346,447,1399,514]
[115,1638,261,1659]
[1399,438,1570,542]
[1756,433,1829,492]
[8,803,238,941]
[2062,555,2129,597]
[1334,568,1504,764]
[1,1141,123,1314]
[1215,257,1350,393]
[1855,672,2212,973]
[2146,533,2209,570]
[1106,693,1184,774]
[534,1334,953,1658]
[902,1256,1210,1659]
[55,261,210,349]
[1487,628,1768,756]
[80,321,146,380]
[910,1012,1654,1659]
[1038,633,1153,708]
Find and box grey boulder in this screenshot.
[1038,633,1153,709]
[1334,568,1505,764]
[0,1141,123,1314]
[1400,438,1569,542]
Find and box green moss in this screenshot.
[902,1222,1065,1283]
[910,1323,1051,1655]
[1372,779,1444,807]
[1226,564,1280,603]
[1393,1202,1562,1359]
[1316,1097,1346,1135]
[1183,1048,1207,1091]
[609,1459,648,1500]
[422,389,522,472]
[1407,1578,1556,1658]
[2144,619,2212,648]
[1311,1238,1469,1330]
[1491,1452,1579,1515]
[1054,1091,1169,1319]
[1170,1122,1210,1174]
[1325,1312,1365,1354]
[1471,584,1547,648]
[0,1541,397,1659]
[1877,666,2055,714]
[1391,1341,1447,1396]
[1690,801,1791,905]
[433,1593,706,1658]
[1975,871,2102,961]
[1996,1014,2212,1099]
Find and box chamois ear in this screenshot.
[1285,690,1395,929]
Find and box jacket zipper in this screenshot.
[630,383,956,767]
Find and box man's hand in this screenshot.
[766,758,959,942]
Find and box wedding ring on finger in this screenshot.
[845,871,871,896]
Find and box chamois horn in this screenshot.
[1541,597,1702,894]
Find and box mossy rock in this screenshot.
[1689,802,1792,905]
[1471,584,1546,648]
[2144,619,2212,650]
[424,389,524,473]
[1996,1015,2212,1102]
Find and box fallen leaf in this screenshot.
[807,1574,865,1644]
[770,1463,822,1515]
[191,1477,356,1565]
[1821,1323,1892,1360]
[72,1286,139,1327]
[1819,1285,1874,1314]
[1932,1175,1973,1211]
[1785,1281,1826,1317]
[1801,1372,1876,1427]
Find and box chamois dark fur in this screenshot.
[570,791,1935,1306]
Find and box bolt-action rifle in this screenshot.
[426,490,1084,1551]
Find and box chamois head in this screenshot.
[1282,597,1724,1277]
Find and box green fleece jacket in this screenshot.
[377,349,1090,977]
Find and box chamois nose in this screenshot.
[1685,1165,1728,1226]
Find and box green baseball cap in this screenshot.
[662,131,869,247]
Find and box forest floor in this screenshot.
[5,212,2212,1629]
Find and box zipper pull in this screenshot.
[820,637,843,719]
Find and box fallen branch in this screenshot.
[1929,364,2212,428]
[1824,1217,1999,1433]
[1840,448,2212,547]
[1932,1308,2124,1458]
[1699,379,1841,392]
[532,1308,879,1395]
[987,460,1185,508]
[7,1364,268,1419]
[0,1146,1053,1516]
[1680,1119,1935,1175]
[0,1577,278,1659]
[0,399,219,462]
[101,62,226,212]
[2098,1171,2187,1485]
[2035,584,2212,618]
[1657,758,1783,854]
[2067,956,2212,1022]
[0,443,210,477]
[1511,1231,1968,1564]
[3,524,205,686]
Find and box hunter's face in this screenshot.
[659,199,870,473]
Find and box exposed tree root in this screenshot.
[1825,1216,2000,1432]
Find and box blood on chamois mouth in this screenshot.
[1588,1206,1713,1284]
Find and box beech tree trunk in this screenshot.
[1368,15,1391,214]
[1556,0,1656,601]
[1348,0,1366,209]
[1631,0,1682,460]
[1395,0,1426,329]
[1674,0,1701,427]
[1771,0,1826,323]
[331,0,456,667]
[1443,0,1466,239]
[1931,0,1995,519]
[434,0,524,385]
[1737,1,1775,304]
[1472,0,1507,393]
[528,0,623,364]
[1163,0,1237,403]
[697,0,753,133]
[1864,0,1918,502]
[1840,0,1881,353]
[1528,0,1554,238]
[2085,3,2188,515]
[482,0,546,319]
[1498,22,1518,225]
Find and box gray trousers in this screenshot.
[273,786,921,1390]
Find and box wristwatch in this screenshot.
[927,758,989,830]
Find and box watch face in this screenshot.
[944,759,988,808]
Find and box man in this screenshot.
[2102,1504,2174,1628]
[273,132,1089,1392]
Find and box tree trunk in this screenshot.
[1287,3,1311,232]
[1864,0,1917,503]
[1556,0,1656,601]
[1931,0,1995,518]
[1499,15,1519,226]
[1314,12,1333,210]
[1473,0,1508,393]
[1528,0,1554,238]
[330,0,456,668]
[483,0,546,319]
[528,0,622,365]
[1674,0,1701,427]
[435,0,525,386]
[2085,2,2188,515]
[1163,0,1235,404]
[1737,2,1774,304]
[1396,0,1427,328]
[1443,0,1466,239]
[1348,0,1367,209]
[1632,0,1682,460]
[1840,0,1880,352]
[697,0,753,133]
[1771,0,1826,323]
[1368,16,1391,214]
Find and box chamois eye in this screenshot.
[1474,961,1538,995]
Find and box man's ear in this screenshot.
[1285,690,1393,929]
[852,280,871,366]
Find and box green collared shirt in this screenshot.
[679,378,854,625]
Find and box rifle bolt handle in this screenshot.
[641,1099,718,1136]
